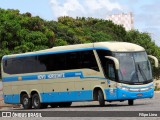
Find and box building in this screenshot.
[106,12,134,31]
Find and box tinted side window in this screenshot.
[97,50,112,68]
[81,51,99,71]
[38,54,66,71]
[22,56,38,73]
[66,52,81,69]
[106,62,116,80]
[3,50,99,74]
[97,50,116,79]
[4,58,23,74]
[37,55,48,72]
[3,56,38,74]
[53,54,66,71]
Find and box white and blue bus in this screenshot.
[1,42,158,109]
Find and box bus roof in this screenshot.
[94,42,144,52]
[2,42,145,59]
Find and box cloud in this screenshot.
[50,0,123,20]
[133,1,160,46]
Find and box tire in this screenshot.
[128,100,134,106]
[21,94,32,109]
[50,103,59,108]
[59,102,72,107]
[32,94,42,109]
[98,90,105,107]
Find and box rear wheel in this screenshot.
[128,100,134,106]
[32,93,43,109]
[59,102,72,107]
[21,94,32,109]
[98,90,105,107]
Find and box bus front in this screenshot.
[111,51,158,105]
[97,42,158,105]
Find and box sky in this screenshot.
[0,0,160,46]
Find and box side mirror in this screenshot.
[105,56,119,70]
[148,55,158,68]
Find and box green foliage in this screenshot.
[0,8,160,78]
[0,8,54,55]
[54,38,67,46]
[154,86,160,91]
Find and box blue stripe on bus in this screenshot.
[2,71,106,82]
[2,47,109,59]
[3,90,93,104]
[3,94,20,104]
[41,90,93,103]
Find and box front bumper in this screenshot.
[117,88,154,100]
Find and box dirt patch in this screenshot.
[0,99,21,109]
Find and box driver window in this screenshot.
[108,64,116,80]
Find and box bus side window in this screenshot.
[66,52,80,69]
[105,63,116,80]
[3,60,8,73]
[4,60,7,67]
[81,51,99,71]
[53,54,66,71]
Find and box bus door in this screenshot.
[105,59,118,100]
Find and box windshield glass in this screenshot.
[114,52,152,84]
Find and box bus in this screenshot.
[1,42,158,109]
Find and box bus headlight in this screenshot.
[117,86,130,91]
[121,87,130,91]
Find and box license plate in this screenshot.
[137,94,143,96]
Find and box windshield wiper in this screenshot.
[137,64,147,81]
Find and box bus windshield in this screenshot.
[114,52,152,84]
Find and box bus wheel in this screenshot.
[50,103,59,108]
[59,102,72,107]
[98,90,105,107]
[21,94,32,109]
[32,94,41,109]
[128,100,134,106]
